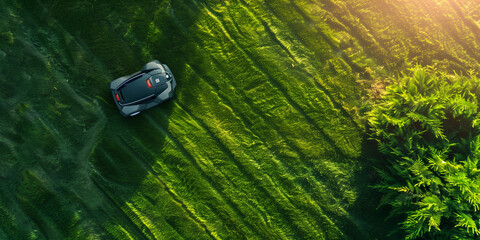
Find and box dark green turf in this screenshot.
[0,0,479,239]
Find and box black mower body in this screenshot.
[109,60,176,117]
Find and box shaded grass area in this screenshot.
[0,0,478,239]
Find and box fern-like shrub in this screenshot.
[367,66,480,239]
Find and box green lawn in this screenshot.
[0,0,479,239]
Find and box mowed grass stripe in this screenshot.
[144,113,264,239]
[111,118,235,239]
[92,133,216,240]
[239,0,363,123]
[186,13,358,195]
[315,0,479,71]
[124,194,186,240]
[180,61,357,231]
[172,99,336,239]
[175,94,345,239]
[184,58,358,208]
[182,1,366,233]
[156,2,358,215]
[183,62,305,174]
[197,1,361,159]
[90,181,154,240]
[171,64,347,238]
[268,0,364,118]
[419,0,480,62]
[240,0,363,154]
[123,172,208,240]
[448,0,480,39]
[200,2,333,132]
[150,102,295,239]
[189,6,343,161]
[90,150,154,240]
[168,106,326,239]
[171,5,360,226]
[182,58,356,233]
[184,53,358,210]
[126,116,259,239]
[95,128,212,239]
[166,74,308,238]
[190,61,353,235]
[159,104,295,239]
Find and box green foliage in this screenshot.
[368,66,480,239]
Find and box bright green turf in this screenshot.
[0,0,478,239]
